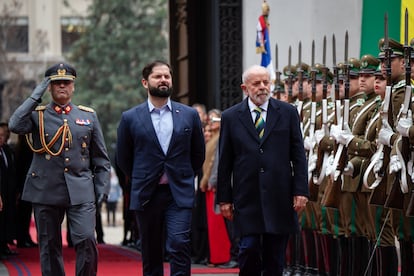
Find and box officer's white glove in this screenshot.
[325,154,335,176]
[373,152,384,174]
[314,129,325,144]
[30,77,50,102]
[304,136,315,151]
[337,124,354,146]
[396,109,413,137]
[389,155,402,174]
[330,124,341,142]
[378,120,394,147]
[408,160,414,182]
[343,161,354,176]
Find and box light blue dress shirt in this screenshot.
[148,99,173,184]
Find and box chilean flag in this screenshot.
[256,15,275,82]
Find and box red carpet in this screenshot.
[2,244,238,275]
[1,219,238,275]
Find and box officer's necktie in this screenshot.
[253,107,265,139]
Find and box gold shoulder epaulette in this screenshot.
[35,105,47,111]
[78,105,95,113]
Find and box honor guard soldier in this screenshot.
[9,63,111,276]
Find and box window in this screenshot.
[1,17,29,53]
[61,17,85,53]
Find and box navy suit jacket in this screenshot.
[217,97,309,237]
[116,100,205,211]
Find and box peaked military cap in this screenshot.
[296,62,310,79]
[347,58,361,76]
[45,63,77,81]
[374,64,384,77]
[310,63,333,82]
[359,54,380,74]
[283,64,297,78]
[337,59,360,80]
[378,38,404,59]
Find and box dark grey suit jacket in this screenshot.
[217,97,309,237]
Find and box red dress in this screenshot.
[205,190,231,264]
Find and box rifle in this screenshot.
[308,40,319,201]
[366,14,395,207]
[297,41,304,118]
[312,38,330,188]
[322,33,348,208]
[287,46,293,103]
[273,43,283,99]
[405,9,414,216]
[383,12,410,210]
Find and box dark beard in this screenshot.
[148,85,172,98]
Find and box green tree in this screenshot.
[68,0,168,158]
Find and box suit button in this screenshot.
[259,148,264,154]
[260,168,264,173]
[65,158,70,162]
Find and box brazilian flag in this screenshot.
[360,0,414,56]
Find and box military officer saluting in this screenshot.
[9,63,110,276]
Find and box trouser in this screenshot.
[33,202,98,276]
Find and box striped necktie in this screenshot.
[253,107,265,139]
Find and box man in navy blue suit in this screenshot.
[116,60,205,276]
[217,65,309,276]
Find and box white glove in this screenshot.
[408,159,414,182]
[304,136,315,151]
[389,155,402,174]
[314,129,325,144]
[337,124,354,146]
[330,124,341,141]
[343,161,354,176]
[396,109,413,137]
[325,154,335,176]
[308,154,317,173]
[378,120,394,147]
[373,152,384,174]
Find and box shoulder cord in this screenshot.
[25,110,72,156]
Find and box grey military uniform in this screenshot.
[9,98,110,205]
[9,96,110,276]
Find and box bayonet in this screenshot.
[274,43,282,98]
[298,41,303,101]
[288,46,293,102]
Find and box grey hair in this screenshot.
[241,65,269,83]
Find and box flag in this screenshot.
[256,2,275,82]
[360,0,414,56]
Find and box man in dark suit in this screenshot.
[9,63,111,276]
[217,65,309,276]
[116,60,205,276]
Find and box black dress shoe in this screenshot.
[218,260,238,269]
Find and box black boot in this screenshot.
[400,240,414,276]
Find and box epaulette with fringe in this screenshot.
[35,105,47,111]
[78,105,95,113]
